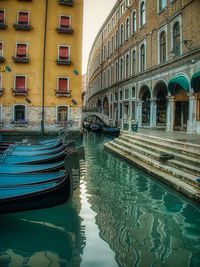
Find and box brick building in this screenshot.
[86,0,200,134]
[0,0,83,132]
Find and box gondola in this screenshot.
[89,123,102,133]
[1,147,68,165]
[103,127,120,137]
[0,160,65,174]
[0,173,71,214]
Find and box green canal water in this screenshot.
[0,133,200,267]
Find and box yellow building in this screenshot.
[0,0,83,132]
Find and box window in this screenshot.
[14,105,26,121]
[115,61,118,83]
[59,46,69,60]
[120,90,123,100]
[107,40,110,58]
[103,45,106,61]
[0,104,2,123]
[111,35,114,54]
[173,22,180,56]
[60,15,70,29]
[125,17,130,41]
[140,1,145,27]
[0,75,2,95]
[125,89,129,100]
[120,57,123,80]
[132,49,136,74]
[111,65,113,85]
[16,43,27,58]
[132,11,136,34]
[120,3,124,16]
[15,76,26,92]
[140,44,145,71]
[120,24,124,45]
[58,77,69,92]
[160,31,166,63]
[125,54,129,78]
[0,10,5,25]
[115,30,119,49]
[107,68,110,87]
[126,0,130,7]
[0,42,3,57]
[18,11,29,25]
[132,87,136,98]
[57,106,69,121]
[159,0,167,11]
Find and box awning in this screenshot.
[168,76,189,94]
[191,70,200,92]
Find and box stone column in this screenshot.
[137,100,143,127]
[166,94,174,132]
[150,98,157,128]
[187,90,197,133]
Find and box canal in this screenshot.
[0,133,200,266]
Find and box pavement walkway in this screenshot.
[131,128,200,145]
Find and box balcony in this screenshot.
[12,56,29,63]
[56,27,74,34]
[55,89,71,98]
[58,0,73,6]
[56,58,72,66]
[11,88,28,96]
[0,23,7,29]
[0,88,3,96]
[13,23,32,31]
[0,56,5,63]
[10,120,28,127]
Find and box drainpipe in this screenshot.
[41,0,48,134]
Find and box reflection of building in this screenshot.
[86,0,200,133]
[0,0,83,131]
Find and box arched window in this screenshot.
[115,30,119,49]
[125,17,130,41]
[120,24,124,45]
[126,54,129,78]
[140,1,145,27]
[132,50,136,74]
[140,44,145,71]
[120,58,123,80]
[132,11,136,34]
[173,22,180,56]
[160,31,166,63]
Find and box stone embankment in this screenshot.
[104,132,200,202]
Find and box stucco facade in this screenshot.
[0,0,83,131]
[86,0,200,134]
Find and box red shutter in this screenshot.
[18,12,28,23]
[59,46,69,59]
[0,43,2,56]
[17,44,27,56]
[61,16,69,27]
[0,10,4,22]
[16,77,25,89]
[59,78,68,92]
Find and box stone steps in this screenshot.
[104,133,200,202]
[116,138,200,177]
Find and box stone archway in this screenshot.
[103,96,109,116]
[153,81,168,128]
[97,98,101,113]
[139,85,151,126]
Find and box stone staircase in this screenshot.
[104,132,200,202]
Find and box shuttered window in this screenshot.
[58,106,68,121]
[18,12,28,24]
[59,46,69,59]
[0,75,2,88]
[0,10,4,23]
[17,44,27,57]
[0,43,2,56]
[60,16,70,28]
[58,78,68,92]
[16,76,26,90]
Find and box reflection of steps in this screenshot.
[104,132,200,202]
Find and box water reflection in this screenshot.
[0,189,85,267]
[83,133,200,267]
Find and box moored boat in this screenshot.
[103,127,120,137]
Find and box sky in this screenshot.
[82,0,117,74]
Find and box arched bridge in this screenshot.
[82,112,110,126]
